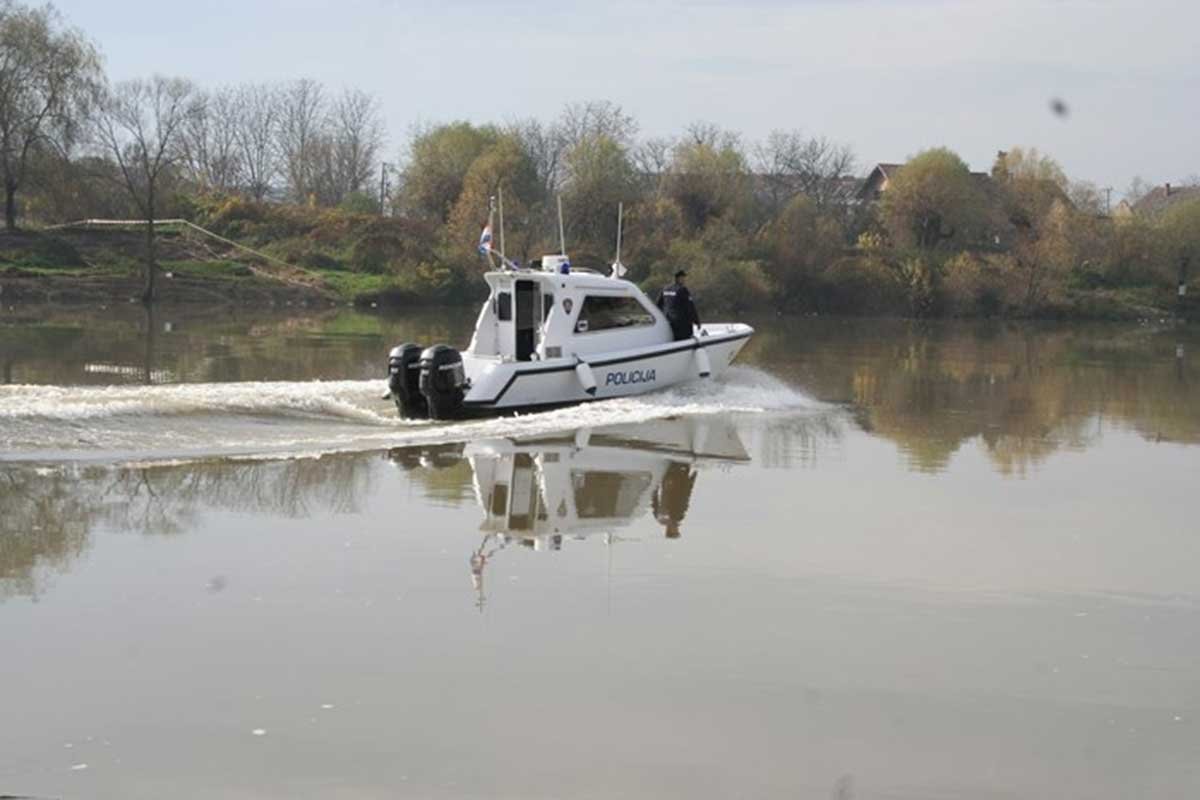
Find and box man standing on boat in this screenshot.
[656,270,701,341]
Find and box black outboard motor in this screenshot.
[419,345,466,420]
[387,343,426,418]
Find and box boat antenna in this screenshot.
[611,202,626,279]
[498,185,506,266]
[557,195,566,256]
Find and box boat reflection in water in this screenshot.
[453,417,750,606]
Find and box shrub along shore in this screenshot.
[2,180,1195,321]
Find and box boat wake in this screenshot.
[0,366,820,464]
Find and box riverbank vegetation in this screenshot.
[1,1,1197,317]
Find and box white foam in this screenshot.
[0,368,820,464]
[0,380,399,424]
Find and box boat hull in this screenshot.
[457,323,753,417]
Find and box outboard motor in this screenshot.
[419,345,466,420]
[387,343,427,418]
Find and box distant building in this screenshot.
[856,156,1061,250]
[857,161,994,203]
[1115,183,1200,219]
[857,163,905,202]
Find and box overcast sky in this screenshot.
[55,0,1199,196]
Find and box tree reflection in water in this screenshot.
[0,304,476,386]
[746,317,1200,474]
[0,467,99,600]
[0,454,377,601]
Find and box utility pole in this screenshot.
[1103,187,1112,216]
[379,162,392,216]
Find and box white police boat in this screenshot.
[385,252,754,420]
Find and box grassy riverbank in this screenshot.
[0,223,415,307]
[1,200,1195,320]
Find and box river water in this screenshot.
[2,306,1198,799]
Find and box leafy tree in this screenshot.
[444,133,541,277]
[666,130,750,231]
[993,148,1086,307]
[24,151,137,222]
[561,134,639,259]
[1068,180,1107,217]
[402,121,498,223]
[645,220,768,312]
[338,190,378,215]
[0,0,100,229]
[1096,215,1156,288]
[505,102,635,201]
[1159,199,1200,289]
[881,147,990,250]
[1010,199,1075,310]
[620,195,685,283]
[760,194,843,304]
[994,147,1068,227]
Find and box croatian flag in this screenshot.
[478,223,493,255]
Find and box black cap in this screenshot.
[674,269,687,278]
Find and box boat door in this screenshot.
[514,279,539,362]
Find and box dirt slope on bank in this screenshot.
[0,228,336,306]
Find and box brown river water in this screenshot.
[2,306,1198,799]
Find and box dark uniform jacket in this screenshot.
[656,281,701,341]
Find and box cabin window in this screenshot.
[576,295,655,333]
[496,291,512,321]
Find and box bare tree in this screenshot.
[753,130,856,214]
[0,0,100,229]
[503,103,636,202]
[92,76,202,303]
[632,136,675,194]
[682,121,740,150]
[1124,176,1153,206]
[180,84,241,192]
[508,117,562,197]
[557,100,637,151]
[325,87,384,204]
[276,78,325,203]
[232,82,280,201]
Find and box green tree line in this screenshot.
[2,1,1198,314]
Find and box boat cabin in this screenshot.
[466,256,671,363]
